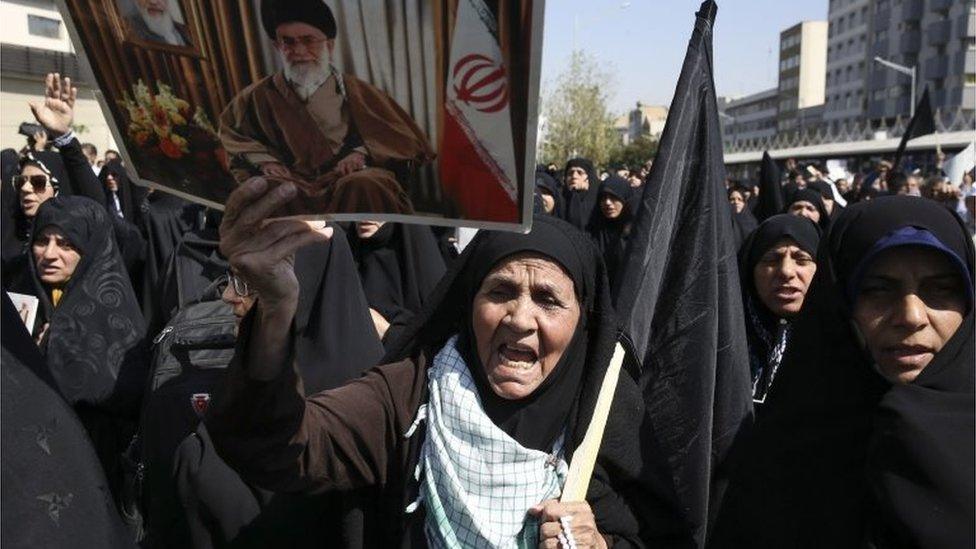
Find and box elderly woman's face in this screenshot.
[853,247,966,384]
[32,226,81,286]
[788,200,820,224]
[472,253,581,400]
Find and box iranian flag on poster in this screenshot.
[440,0,519,222]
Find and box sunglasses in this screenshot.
[12,174,51,192]
[219,271,252,297]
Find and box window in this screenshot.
[965,74,976,86]
[27,15,61,39]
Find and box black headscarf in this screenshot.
[346,222,446,348]
[737,214,820,402]
[533,169,564,218]
[29,195,148,411]
[383,215,618,453]
[560,158,601,231]
[590,175,635,293]
[784,187,831,233]
[828,195,975,548]
[98,159,147,224]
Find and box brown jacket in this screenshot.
[219,72,435,180]
[206,319,662,547]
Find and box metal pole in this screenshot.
[910,66,916,117]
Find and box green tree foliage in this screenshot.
[607,134,658,170]
[539,51,617,169]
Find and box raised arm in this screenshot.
[29,73,106,204]
[206,178,417,493]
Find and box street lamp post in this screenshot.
[873,56,917,116]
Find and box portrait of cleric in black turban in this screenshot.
[218,0,436,217]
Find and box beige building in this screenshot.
[0,0,116,154]
[777,20,828,132]
[619,101,668,145]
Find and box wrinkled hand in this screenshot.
[29,73,76,138]
[219,177,332,317]
[334,151,366,178]
[530,500,606,549]
[261,162,292,178]
[368,308,390,340]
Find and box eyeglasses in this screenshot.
[220,271,252,297]
[276,36,329,51]
[12,174,51,192]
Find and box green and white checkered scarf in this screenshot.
[411,335,568,548]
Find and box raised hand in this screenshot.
[219,177,333,380]
[28,73,77,138]
[219,177,332,312]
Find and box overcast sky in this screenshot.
[539,0,829,115]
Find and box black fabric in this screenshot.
[294,230,386,393]
[0,293,135,549]
[713,194,975,548]
[736,214,820,403]
[785,187,831,233]
[534,169,564,218]
[864,312,974,549]
[345,222,446,350]
[590,175,636,293]
[382,215,666,544]
[893,88,935,170]
[99,160,148,225]
[139,194,206,332]
[560,158,601,231]
[752,151,784,223]
[612,3,753,546]
[1,148,22,269]
[730,206,758,251]
[260,0,337,39]
[29,195,149,509]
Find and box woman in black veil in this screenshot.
[712,196,974,548]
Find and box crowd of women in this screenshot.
[2,73,973,548]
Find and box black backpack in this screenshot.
[138,263,238,547]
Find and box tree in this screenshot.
[539,51,617,169]
[608,134,658,170]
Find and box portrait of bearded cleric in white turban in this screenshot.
[119,0,192,47]
[218,0,435,216]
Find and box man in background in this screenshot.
[81,142,100,175]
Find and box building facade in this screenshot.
[865,0,975,125]
[719,88,779,148]
[616,101,668,145]
[824,0,872,126]
[0,0,116,153]
[777,20,828,132]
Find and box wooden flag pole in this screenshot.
[560,341,626,502]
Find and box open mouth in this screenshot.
[774,286,801,299]
[497,343,538,370]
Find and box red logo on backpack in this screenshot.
[191,393,210,418]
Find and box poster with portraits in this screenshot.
[56,0,544,230]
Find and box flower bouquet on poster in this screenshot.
[117,80,232,201]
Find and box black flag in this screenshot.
[614,1,752,546]
[892,87,935,169]
[752,151,784,222]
